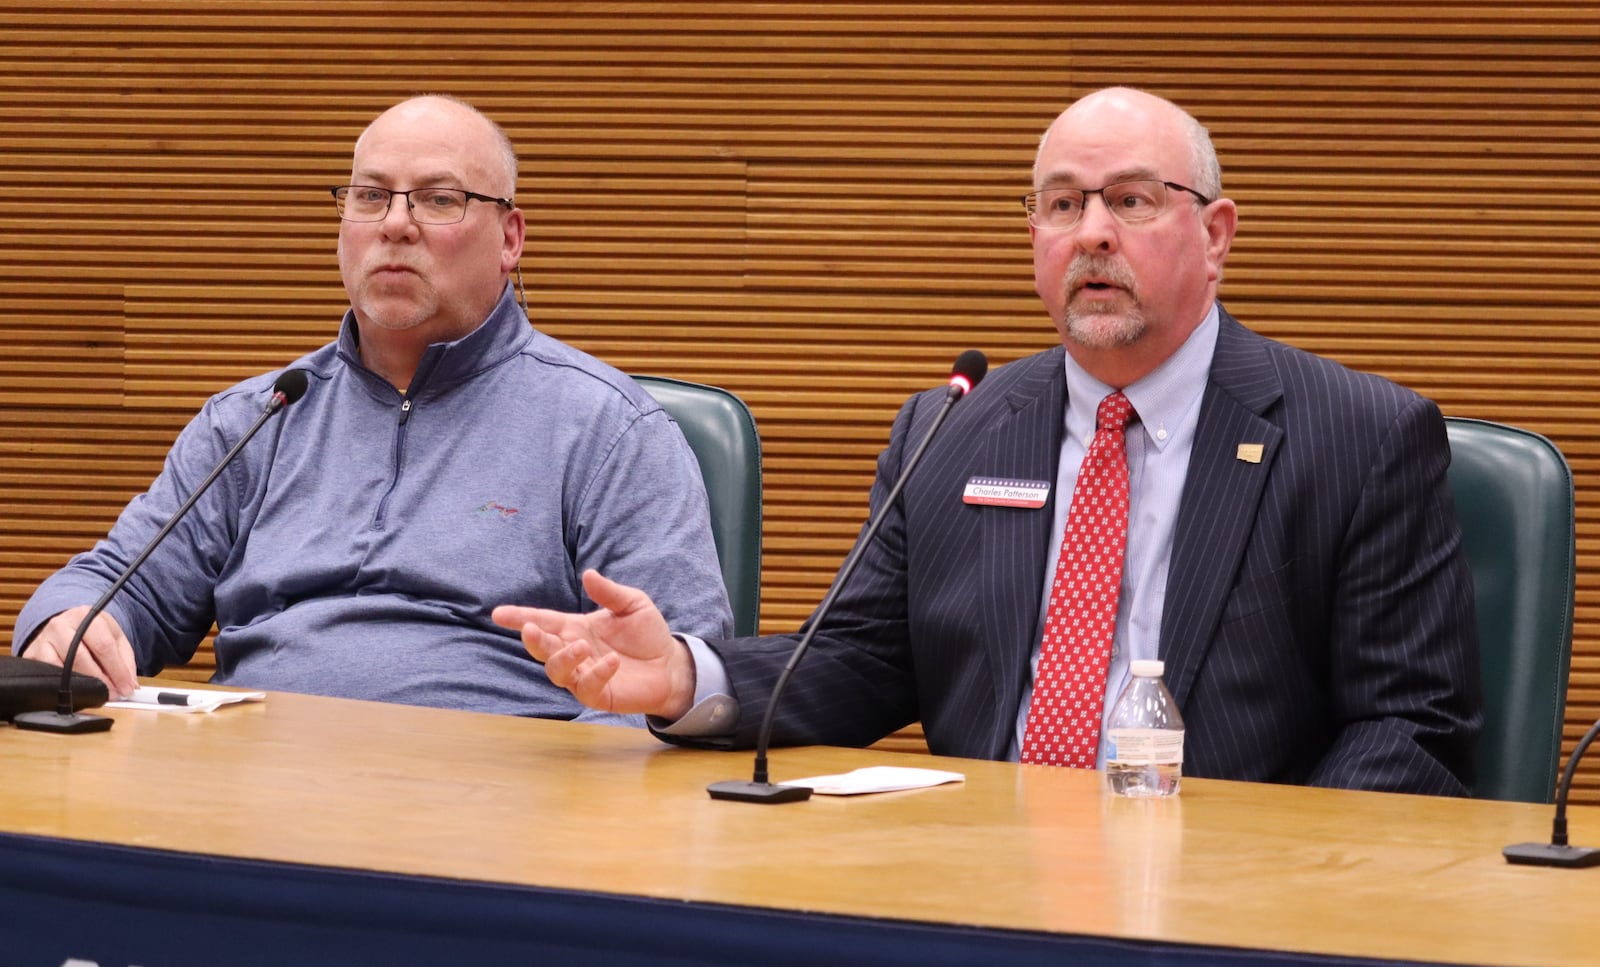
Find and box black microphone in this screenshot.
[1504,718,1600,868]
[14,369,310,735]
[709,350,988,803]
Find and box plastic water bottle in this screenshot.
[1104,659,1184,798]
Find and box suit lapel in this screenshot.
[1161,311,1284,707]
[973,348,1066,757]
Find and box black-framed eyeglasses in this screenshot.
[330,185,514,225]
[1021,180,1213,230]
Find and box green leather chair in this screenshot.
[1445,417,1575,803]
[632,375,763,637]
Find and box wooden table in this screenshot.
[2,685,1595,966]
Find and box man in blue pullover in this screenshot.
[12,95,733,722]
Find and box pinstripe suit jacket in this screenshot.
[702,309,1481,795]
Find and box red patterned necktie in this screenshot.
[1021,391,1134,768]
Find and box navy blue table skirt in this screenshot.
[0,833,1431,967]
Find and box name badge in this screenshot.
[962,476,1050,508]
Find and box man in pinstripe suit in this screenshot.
[496,87,1481,795]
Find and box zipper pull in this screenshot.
[399,397,413,425]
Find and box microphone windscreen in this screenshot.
[273,369,310,406]
[951,350,988,391]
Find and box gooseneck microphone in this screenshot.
[14,369,310,735]
[709,350,988,803]
[1504,718,1600,868]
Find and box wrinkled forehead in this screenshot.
[1034,95,1193,188]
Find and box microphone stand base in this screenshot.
[11,710,115,734]
[1503,842,1600,868]
[707,780,813,804]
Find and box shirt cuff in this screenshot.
[648,634,738,737]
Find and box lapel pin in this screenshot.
[1236,443,1264,464]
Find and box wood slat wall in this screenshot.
[3,1,1598,797]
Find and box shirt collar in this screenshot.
[1062,302,1221,451]
[337,281,530,396]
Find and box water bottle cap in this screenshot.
[1130,659,1165,677]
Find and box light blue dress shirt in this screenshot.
[1011,303,1218,765]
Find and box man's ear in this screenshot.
[1201,198,1238,282]
[501,208,526,274]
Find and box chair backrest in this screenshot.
[1445,417,1575,803]
[632,375,763,637]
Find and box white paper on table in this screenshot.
[781,765,965,796]
[107,685,266,714]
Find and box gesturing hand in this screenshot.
[492,569,698,720]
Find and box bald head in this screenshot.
[1034,87,1220,200]
[356,95,519,198]
[338,94,527,389]
[1025,86,1238,388]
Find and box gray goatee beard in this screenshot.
[1066,303,1147,349]
[1063,256,1146,350]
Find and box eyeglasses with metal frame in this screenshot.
[1021,180,1213,230]
[330,185,515,224]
